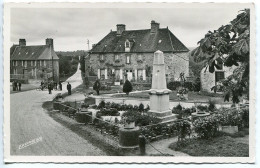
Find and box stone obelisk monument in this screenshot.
[148,50,177,123]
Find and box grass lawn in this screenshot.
[169,130,249,157]
[112,90,225,103]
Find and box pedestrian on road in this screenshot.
[67,82,72,95]
[48,82,52,94]
[41,81,44,91]
[59,81,62,91]
[14,81,18,91]
[93,79,101,95]
[18,82,22,91]
[12,81,15,91]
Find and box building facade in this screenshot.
[200,58,238,92]
[86,21,190,84]
[10,38,59,82]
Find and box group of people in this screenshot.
[12,81,22,91]
[41,80,72,95]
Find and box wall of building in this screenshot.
[10,59,59,81]
[87,51,189,82]
[200,64,238,92]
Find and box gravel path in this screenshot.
[10,64,107,156]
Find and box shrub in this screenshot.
[175,104,183,111]
[184,82,193,91]
[167,81,181,90]
[241,107,249,128]
[98,100,106,109]
[197,105,208,112]
[133,105,139,111]
[176,120,191,141]
[123,80,133,95]
[145,105,150,112]
[193,116,218,139]
[218,109,243,127]
[208,99,216,112]
[122,111,160,126]
[139,103,144,112]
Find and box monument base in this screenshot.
[148,110,178,123]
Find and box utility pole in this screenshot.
[87,39,89,50]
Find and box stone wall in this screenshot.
[86,51,189,81]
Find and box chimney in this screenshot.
[46,38,54,49]
[151,20,160,34]
[19,39,26,46]
[116,24,126,35]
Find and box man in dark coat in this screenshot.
[67,82,72,95]
[18,82,22,91]
[14,81,17,91]
[59,81,62,91]
[12,81,15,91]
[48,82,52,94]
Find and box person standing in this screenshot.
[59,81,62,91]
[93,79,101,95]
[12,81,15,91]
[18,82,22,91]
[41,81,44,91]
[67,82,72,95]
[14,81,17,91]
[48,82,52,94]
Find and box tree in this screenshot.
[191,9,250,103]
[123,80,133,95]
[93,79,101,95]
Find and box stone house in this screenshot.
[10,38,59,82]
[86,21,189,84]
[200,58,238,92]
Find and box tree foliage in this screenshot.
[123,80,133,95]
[191,9,250,103]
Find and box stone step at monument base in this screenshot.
[148,110,178,124]
[158,114,178,124]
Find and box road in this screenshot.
[10,64,107,156]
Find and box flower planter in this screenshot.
[124,121,135,129]
[219,125,238,134]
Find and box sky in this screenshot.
[11,6,245,51]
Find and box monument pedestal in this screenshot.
[148,89,177,123]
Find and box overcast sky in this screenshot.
[11,6,244,51]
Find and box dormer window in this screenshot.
[125,39,130,52]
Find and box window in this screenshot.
[44,60,46,66]
[24,61,27,67]
[137,69,143,80]
[16,61,18,66]
[100,54,105,61]
[115,69,120,80]
[22,61,24,66]
[34,61,37,66]
[215,71,225,82]
[12,61,15,66]
[126,55,131,64]
[100,69,105,79]
[137,54,143,62]
[31,61,33,66]
[115,55,119,61]
[125,41,130,48]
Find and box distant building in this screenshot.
[10,38,59,82]
[86,21,189,84]
[200,58,238,92]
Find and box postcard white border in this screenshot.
[3,2,256,163]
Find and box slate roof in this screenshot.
[11,45,59,60]
[91,28,189,53]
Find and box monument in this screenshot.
[148,50,177,123]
